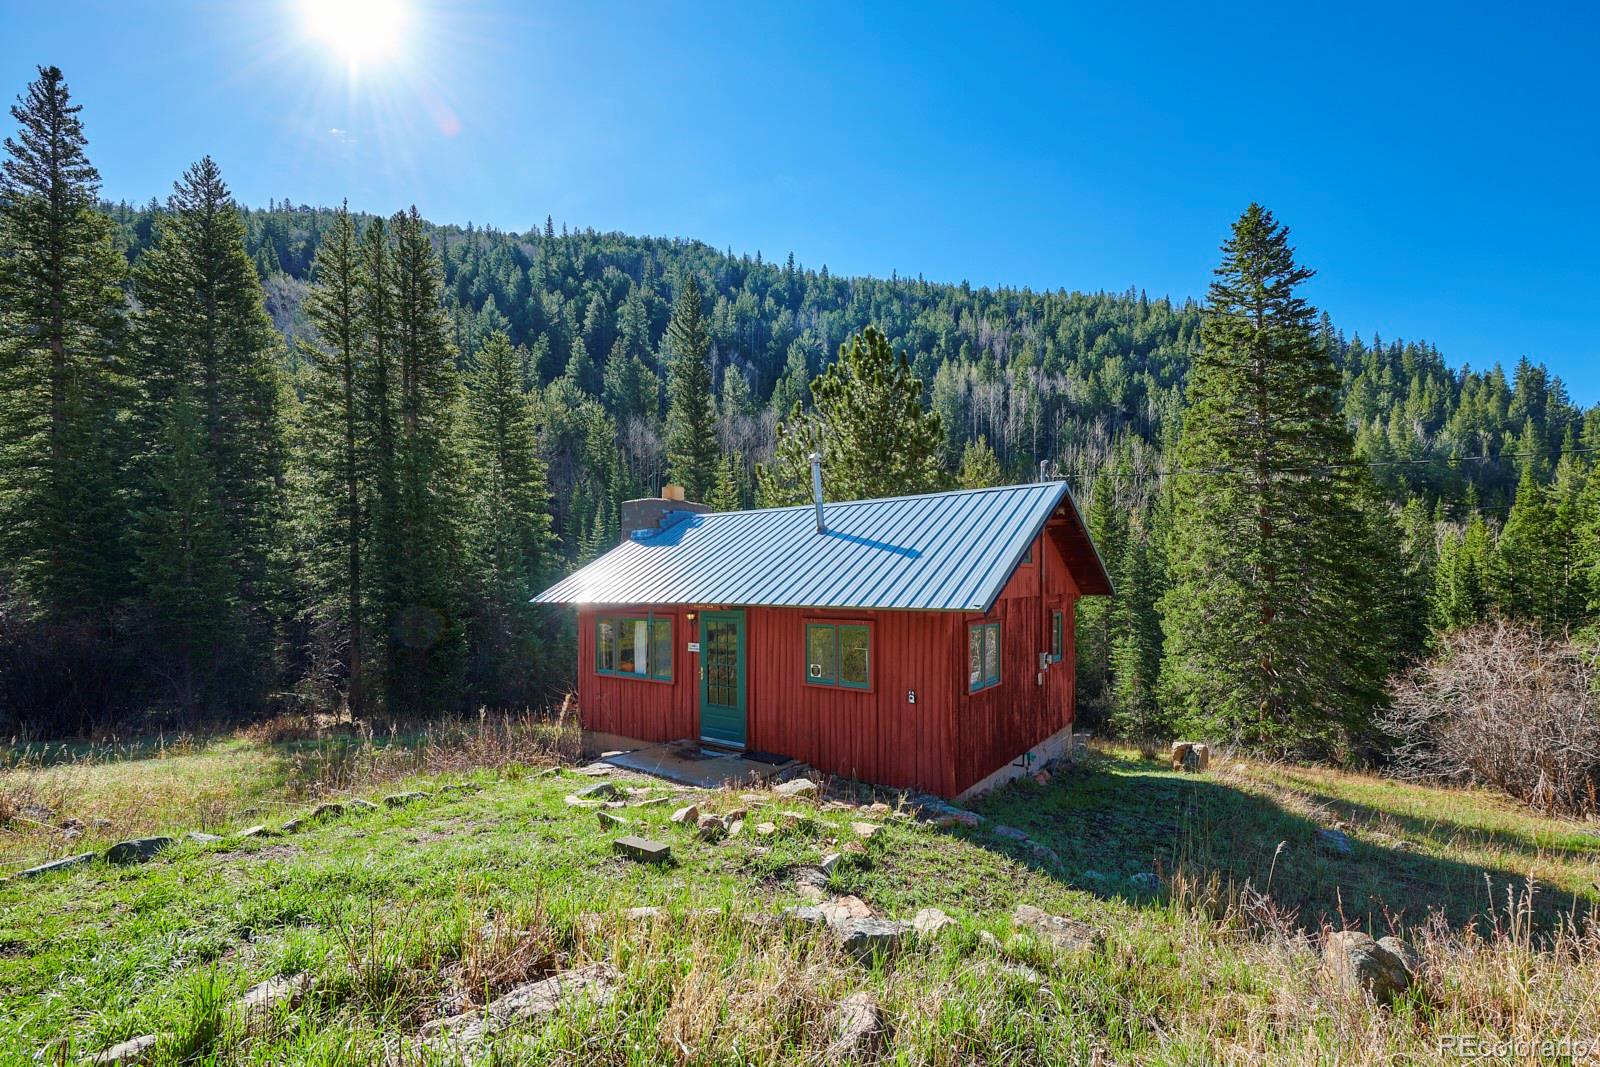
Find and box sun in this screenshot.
[299,0,412,72]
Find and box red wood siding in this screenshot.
[572,517,1089,798]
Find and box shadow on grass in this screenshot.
[965,751,1599,936]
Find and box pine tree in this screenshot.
[0,65,130,620]
[137,385,239,717]
[383,207,468,713]
[757,326,945,505]
[466,330,554,705]
[1160,205,1387,754]
[1074,472,1124,725]
[1493,464,1562,621]
[1109,527,1166,749]
[130,156,286,701]
[291,204,366,714]
[710,450,748,511]
[663,275,718,499]
[957,435,1004,488]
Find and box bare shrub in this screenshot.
[1382,617,1600,816]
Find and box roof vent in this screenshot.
[810,451,825,534]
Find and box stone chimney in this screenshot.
[620,484,710,542]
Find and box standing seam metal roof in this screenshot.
[533,481,1107,613]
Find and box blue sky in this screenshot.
[4,1,1597,398]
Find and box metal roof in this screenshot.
[533,481,1110,613]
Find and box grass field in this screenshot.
[2,730,1598,1064]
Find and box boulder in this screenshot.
[106,837,174,865]
[614,836,671,864]
[89,1034,162,1065]
[1322,930,1415,1002]
[1170,741,1210,772]
[231,973,313,1033]
[1316,828,1354,857]
[16,852,95,879]
[774,777,818,798]
[670,804,699,825]
[834,917,912,960]
[1011,903,1101,952]
[912,907,955,936]
[824,991,882,1062]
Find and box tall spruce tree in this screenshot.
[130,156,285,703]
[1109,526,1165,749]
[381,207,468,713]
[1160,205,1386,754]
[137,385,239,717]
[291,204,367,714]
[1492,464,1563,622]
[758,326,945,505]
[0,66,129,619]
[466,330,554,705]
[663,275,718,499]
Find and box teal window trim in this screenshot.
[595,612,673,683]
[969,620,1002,692]
[804,619,872,691]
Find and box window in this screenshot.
[595,613,672,681]
[805,621,871,689]
[969,621,1001,691]
[1050,610,1064,663]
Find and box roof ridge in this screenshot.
[689,480,1068,519]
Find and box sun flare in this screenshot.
[299,0,411,72]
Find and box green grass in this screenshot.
[2,740,1598,1064]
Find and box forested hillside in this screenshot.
[4,65,1595,748]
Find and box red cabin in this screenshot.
[534,480,1111,800]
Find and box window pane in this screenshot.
[839,625,870,688]
[618,618,643,674]
[650,617,673,680]
[807,624,837,684]
[597,620,617,672]
[984,622,1001,687]
[1051,611,1063,660]
[969,627,983,690]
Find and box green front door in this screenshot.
[699,610,747,747]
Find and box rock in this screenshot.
[795,867,830,890]
[930,808,981,829]
[614,836,671,864]
[1029,843,1062,866]
[993,825,1029,842]
[842,841,868,856]
[1012,904,1101,952]
[818,852,842,876]
[912,907,955,936]
[347,799,379,813]
[818,895,874,924]
[184,832,223,844]
[782,904,829,927]
[978,930,1003,951]
[628,794,675,808]
[696,814,727,841]
[576,782,623,800]
[106,837,174,865]
[776,810,813,832]
[670,803,699,825]
[850,821,881,840]
[1322,930,1414,1002]
[1032,769,1052,786]
[596,810,628,829]
[774,777,818,798]
[383,791,429,807]
[1316,828,1354,857]
[796,882,828,902]
[16,852,95,879]
[235,824,275,839]
[727,819,745,837]
[283,802,346,833]
[1129,871,1161,893]
[834,917,912,960]
[862,802,892,816]
[824,991,882,1062]
[754,821,778,837]
[231,973,312,1032]
[89,1034,162,1065]
[1170,741,1211,772]
[1377,935,1423,983]
[416,962,619,1045]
